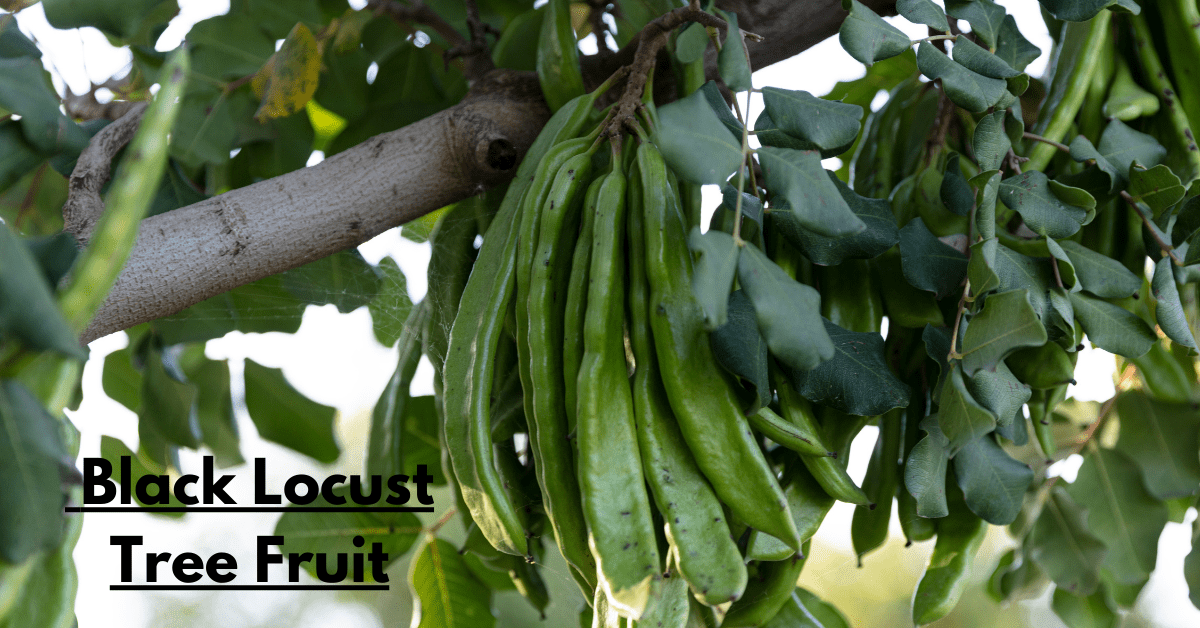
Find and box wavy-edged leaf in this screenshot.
[1057,240,1141,299]
[759,147,865,238]
[1039,0,1140,22]
[916,41,1007,112]
[252,23,321,122]
[761,87,863,155]
[99,435,184,517]
[951,35,1020,78]
[965,360,1030,430]
[410,536,496,627]
[995,14,1041,72]
[1069,292,1156,359]
[961,289,1047,376]
[1128,164,1185,216]
[1152,257,1199,351]
[711,290,772,413]
[897,0,950,31]
[941,152,974,217]
[689,227,739,330]
[905,417,951,518]
[899,217,968,299]
[839,0,911,66]
[791,318,910,416]
[954,434,1033,525]
[998,171,1090,238]
[0,380,69,563]
[185,356,243,468]
[656,88,744,184]
[274,485,421,580]
[718,12,753,92]
[1114,391,1200,500]
[946,0,1006,47]
[1027,487,1107,596]
[1051,585,1119,628]
[699,80,745,139]
[369,256,413,347]
[937,366,997,454]
[773,172,897,265]
[1067,448,1168,585]
[244,359,340,463]
[738,245,834,372]
[0,221,86,359]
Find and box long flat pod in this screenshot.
[577,156,660,617]
[525,145,599,590]
[626,154,747,606]
[637,142,801,550]
[442,93,599,557]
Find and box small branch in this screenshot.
[947,278,972,361]
[61,102,149,246]
[442,0,497,78]
[1045,394,1118,489]
[1121,190,1184,265]
[923,86,954,166]
[602,4,731,138]
[1022,131,1070,154]
[369,0,465,47]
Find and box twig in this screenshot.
[61,102,149,245]
[1045,394,1118,489]
[1050,255,1064,289]
[1121,190,1184,265]
[602,3,732,139]
[1022,131,1070,154]
[442,0,497,77]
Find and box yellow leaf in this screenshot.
[569,2,590,39]
[253,23,321,123]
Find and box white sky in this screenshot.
[11,1,1199,626]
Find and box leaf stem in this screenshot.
[1120,191,1184,265]
[1022,131,1070,154]
[910,34,957,46]
[731,94,753,244]
[947,278,972,361]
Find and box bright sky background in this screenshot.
[11,0,1199,626]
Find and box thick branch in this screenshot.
[78,1,896,342]
[62,102,148,244]
[79,70,547,343]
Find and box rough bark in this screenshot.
[76,0,896,343]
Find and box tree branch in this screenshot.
[76,0,897,343]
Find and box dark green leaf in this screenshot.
[1114,392,1200,500]
[965,360,1030,430]
[100,435,184,517]
[244,359,340,463]
[711,290,772,413]
[1039,0,1140,22]
[760,147,865,237]
[188,13,275,80]
[791,319,910,416]
[951,35,1020,78]
[772,172,898,265]
[153,274,305,345]
[1128,164,1185,216]
[244,0,323,39]
[368,256,413,347]
[689,227,739,330]
[1069,292,1156,359]
[0,57,89,157]
[946,0,1006,47]
[937,366,997,454]
[1067,448,1167,585]
[0,222,87,359]
[103,342,143,413]
[410,537,497,628]
[700,80,744,139]
[1028,487,1107,596]
[1052,586,1118,628]
[0,379,69,563]
[761,87,863,155]
[139,346,200,463]
[916,42,1008,112]
[1045,238,1079,292]
[281,248,381,313]
[656,88,744,184]
[184,355,243,468]
[274,485,421,580]
[961,289,1047,376]
[1057,240,1140,298]
[675,22,708,64]
[897,0,950,31]
[795,589,852,628]
[954,434,1033,525]
[839,0,911,66]
[0,121,43,194]
[737,244,834,372]
[718,12,752,92]
[941,153,974,217]
[43,0,178,44]
[998,171,1091,238]
[899,217,968,299]
[0,18,41,60]
[171,85,257,168]
[904,417,950,518]
[995,15,1041,72]
[1152,256,1199,351]
[1098,119,1167,181]
[1068,136,1123,194]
